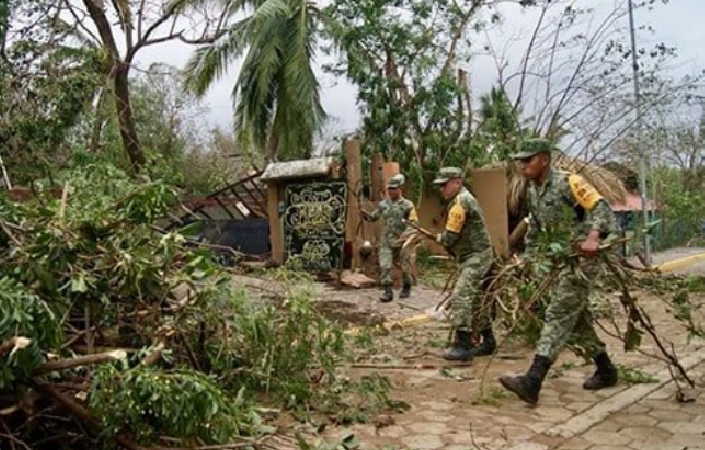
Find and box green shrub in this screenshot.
[0,277,62,389]
[90,366,261,445]
[208,275,346,406]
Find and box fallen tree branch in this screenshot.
[140,342,165,367]
[0,417,30,450]
[0,337,31,358]
[72,345,139,355]
[603,255,695,388]
[33,350,127,375]
[34,382,142,450]
[0,220,22,246]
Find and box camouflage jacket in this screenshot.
[368,197,417,247]
[524,169,619,251]
[438,186,492,261]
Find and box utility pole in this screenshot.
[628,0,651,265]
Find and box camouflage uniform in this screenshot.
[525,168,620,361]
[437,184,494,331]
[367,180,417,287]
[499,139,619,405]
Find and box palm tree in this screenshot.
[184,0,325,162]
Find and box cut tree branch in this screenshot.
[33,350,127,375]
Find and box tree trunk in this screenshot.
[266,133,279,162]
[113,62,145,171]
[82,0,145,173]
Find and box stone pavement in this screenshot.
[556,375,705,450]
[319,344,705,450]
[308,251,705,450]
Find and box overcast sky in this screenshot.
[134,0,705,134]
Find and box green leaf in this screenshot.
[70,276,88,293]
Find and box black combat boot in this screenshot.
[443,329,474,361]
[380,286,393,303]
[583,352,618,390]
[499,355,552,405]
[470,328,496,357]
[399,281,412,299]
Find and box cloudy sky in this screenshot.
[134,0,705,134]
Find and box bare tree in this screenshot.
[489,0,701,162]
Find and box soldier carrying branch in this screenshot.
[432,167,497,361]
[500,138,621,405]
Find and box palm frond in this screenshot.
[185,0,323,160]
[251,0,290,21]
[183,16,252,96]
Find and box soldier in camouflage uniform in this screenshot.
[433,167,496,361]
[500,138,621,405]
[362,174,417,302]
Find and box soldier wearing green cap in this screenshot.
[499,138,621,405]
[361,173,417,302]
[432,167,496,361]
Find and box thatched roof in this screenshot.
[601,161,639,191]
[486,153,629,217]
[552,153,628,205]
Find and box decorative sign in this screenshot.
[284,182,347,271]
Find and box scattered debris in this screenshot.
[340,270,377,289]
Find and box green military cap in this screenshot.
[387,173,405,189]
[511,138,558,160]
[432,167,463,185]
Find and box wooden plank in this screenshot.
[207,171,261,198]
[344,139,362,270]
[242,180,268,216]
[213,196,237,220]
[197,208,214,221]
[469,167,509,257]
[266,182,285,265]
[228,188,259,218]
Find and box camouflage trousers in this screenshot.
[535,261,606,361]
[379,244,413,287]
[448,249,494,331]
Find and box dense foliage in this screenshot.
[0,161,380,447]
[653,167,705,249]
[0,0,103,182]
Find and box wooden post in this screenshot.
[382,162,400,189]
[266,182,285,265]
[344,139,362,270]
[370,152,385,201]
